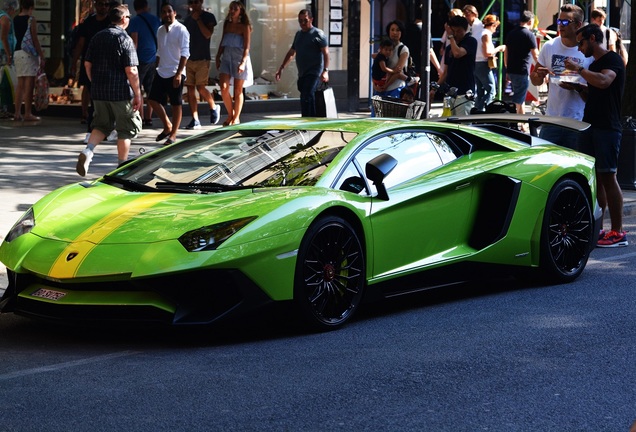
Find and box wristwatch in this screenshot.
[578,66,584,74]
[323,68,329,72]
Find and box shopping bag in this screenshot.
[0,64,16,111]
[315,82,338,118]
[34,68,49,111]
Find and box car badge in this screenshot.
[66,252,79,261]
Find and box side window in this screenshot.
[335,162,368,195]
[355,132,454,192]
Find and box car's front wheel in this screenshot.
[539,178,594,283]
[294,216,365,331]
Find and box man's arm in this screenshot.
[275,48,296,81]
[130,32,139,48]
[125,65,142,112]
[530,61,549,86]
[192,11,215,39]
[320,45,329,82]
[448,35,467,58]
[84,60,92,82]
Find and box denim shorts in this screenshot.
[578,127,622,173]
[508,73,529,105]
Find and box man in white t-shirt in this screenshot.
[531,4,591,149]
[463,5,487,109]
[590,8,617,51]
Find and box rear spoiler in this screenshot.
[428,114,590,137]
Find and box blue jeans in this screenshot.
[474,61,496,111]
[298,74,320,117]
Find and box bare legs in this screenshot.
[597,171,624,232]
[148,99,181,143]
[14,76,38,121]
[187,84,217,122]
[219,74,245,126]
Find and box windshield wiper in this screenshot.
[154,181,259,193]
[102,175,156,192]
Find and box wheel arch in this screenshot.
[311,205,367,253]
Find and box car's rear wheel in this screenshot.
[294,216,365,331]
[539,179,594,283]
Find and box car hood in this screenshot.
[30,181,313,245]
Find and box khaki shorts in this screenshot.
[185,60,211,86]
[92,100,142,140]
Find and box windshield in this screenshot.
[109,129,357,190]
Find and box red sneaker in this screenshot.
[597,230,628,248]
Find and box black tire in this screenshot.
[539,179,594,283]
[294,216,365,331]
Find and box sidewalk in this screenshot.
[1,111,635,289]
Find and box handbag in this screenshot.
[34,68,49,111]
[315,82,338,118]
[487,55,497,69]
[21,16,38,57]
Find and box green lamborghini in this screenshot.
[0,117,602,330]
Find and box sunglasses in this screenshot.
[298,18,310,24]
[556,19,576,26]
[577,38,588,47]
[188,0,201,4]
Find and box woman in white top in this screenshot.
[474,14,505,111]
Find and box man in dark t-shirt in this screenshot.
[504,11,538,113]
[436,15,477,115]
[565,24,627,247]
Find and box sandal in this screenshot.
[23,116,41,122]
[156,130,170,142]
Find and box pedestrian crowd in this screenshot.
[0,1,329,166]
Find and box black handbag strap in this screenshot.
[138,14,157,47]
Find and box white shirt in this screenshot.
[470,19,486,62]
[156,20,190,79]
[537,36,592,119]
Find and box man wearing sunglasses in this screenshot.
[530,3,591,150]
[563,24,627,247]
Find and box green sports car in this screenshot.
[0,117,602,330]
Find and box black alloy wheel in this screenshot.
[540,178,594,283]
[294,216,365,331]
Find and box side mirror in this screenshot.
[366,154,397,201]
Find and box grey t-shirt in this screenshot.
[291,26,327,78]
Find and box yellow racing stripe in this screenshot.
[48,194,172,279]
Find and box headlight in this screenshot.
[6,208,35,242]
[178,216,257,252]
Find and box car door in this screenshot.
[355,130,483,282]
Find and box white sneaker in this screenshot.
[76,149,93,177]
[107,130,118,141]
